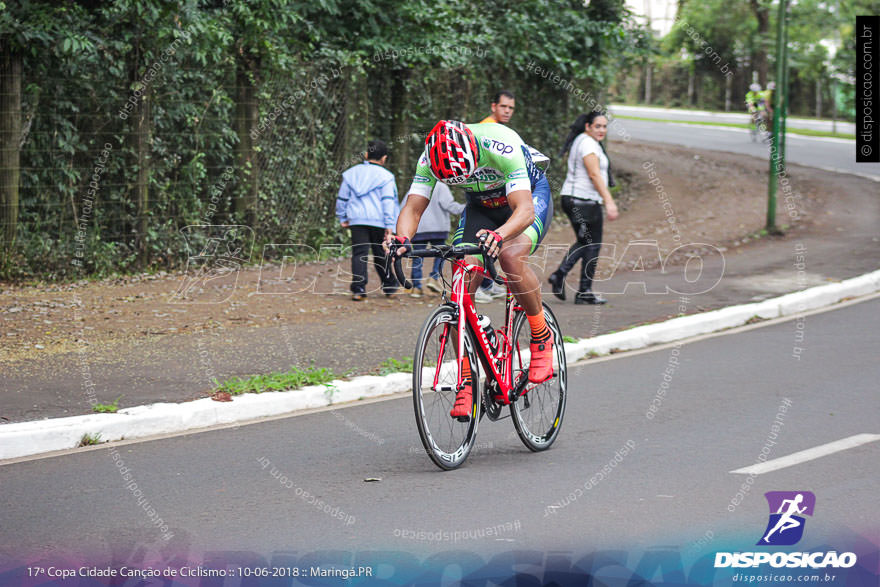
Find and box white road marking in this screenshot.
[730,433,880,475]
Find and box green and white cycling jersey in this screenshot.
[408,123,546,209]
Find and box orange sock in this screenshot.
[527,312,551,343]
[461,356,472,382]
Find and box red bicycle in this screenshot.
[391,243,567,470]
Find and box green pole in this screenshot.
[780,5,790,165]
[767,0,787,233]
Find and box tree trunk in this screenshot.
[750,0,770,85]
[389,69,411,197]
[0,42,21,255]
[644,64,653,104]
[135,92,150,263]
[333,68,350,172]
[687,64,695,106]
[234,56,259,226]
[831,79,837,133]
[815,79,822,118]
[724,74,732,111]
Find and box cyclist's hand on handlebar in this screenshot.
[384,234,413,258]
[476,229,503,258]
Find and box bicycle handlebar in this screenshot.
[389,244,502,290]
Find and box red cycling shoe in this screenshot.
[528,333,555,383]
[449,379,473,419]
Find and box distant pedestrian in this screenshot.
[480,89,516,125]
[475,89,518,302]
[402,183,465,297]
[547,112,619,305]
[336,140,400,301]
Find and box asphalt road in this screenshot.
[607,117,880,182]
[2,296,877,579]
[610,105,857,134]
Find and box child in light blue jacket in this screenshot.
[336,140,400,299]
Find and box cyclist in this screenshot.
[746,83,764,115]
[387,120,554,418]
[761,82,776,129]
[746,83,767,136]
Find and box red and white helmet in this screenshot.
[425,120,478,182]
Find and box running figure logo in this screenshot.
[758,491,816,546]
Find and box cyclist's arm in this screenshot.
[583,153,619,220]
[492,189,534,242]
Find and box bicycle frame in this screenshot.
[444,258,525,406]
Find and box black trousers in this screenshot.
[555,196,604,293]
[350,225,395,294]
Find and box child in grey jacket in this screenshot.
[401,183,465,297]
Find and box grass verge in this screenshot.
[378,357,414,375]
[212,366,337,395]
[92,395,122,413]
[79,433,103,447]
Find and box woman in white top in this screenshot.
[548,111,619,304]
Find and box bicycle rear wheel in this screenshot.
[509,303,567,451]
[412,305,481,470]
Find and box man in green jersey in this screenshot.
[387,120,555,418]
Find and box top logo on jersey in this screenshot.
[481,137,515,158]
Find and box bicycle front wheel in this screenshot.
[509,303,567,451]
[412,305,481,470]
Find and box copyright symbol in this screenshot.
[861,144,872,157]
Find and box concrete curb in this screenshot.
[3,270,879,461]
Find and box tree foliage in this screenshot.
[634,0,861,116]
[0,0,649,279]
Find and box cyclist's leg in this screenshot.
[499,234,541,312]
[500,177,555,382]
[498,175,553,308]
[452,205,500,296]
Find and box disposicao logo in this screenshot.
[758,491,815,546]
[714,491,858,570]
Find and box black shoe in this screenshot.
[548,272,566,301]
[574,292,606,305]
[351,292,367,301]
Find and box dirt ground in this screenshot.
[0,140,821,364]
